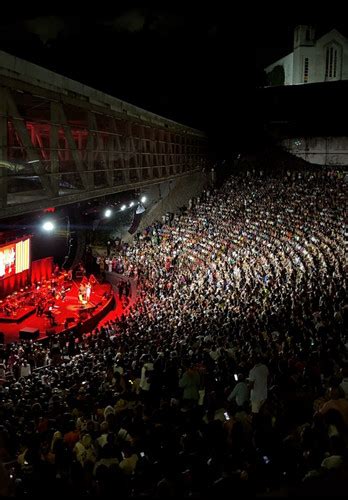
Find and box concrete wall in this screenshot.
[281,136,348,166]
[122,170,209,242]
[265,53,293,85]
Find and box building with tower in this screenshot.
[265,25,348,86]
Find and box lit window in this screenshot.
[326,45,339,79]
[329,47,334,77]
[333,49,338,77]
[304,58,309,83]
[325,49,329,78]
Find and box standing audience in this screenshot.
[0,166,346,497]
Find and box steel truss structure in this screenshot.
[0,64,208,219]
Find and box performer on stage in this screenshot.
[45,306,57,326]
[78,283,88,304]
[36,298,45,317]
[85,281,92,302]
[60,285,67,301]
[4,302,12,316]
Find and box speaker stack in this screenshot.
[19,327,39,340]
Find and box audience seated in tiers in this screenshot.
[0,166,347,497]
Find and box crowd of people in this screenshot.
[0,167,347,497]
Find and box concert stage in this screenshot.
[0,281,115,344]
[0,236,117,344]
[0,305,35,323]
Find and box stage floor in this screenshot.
[0,281,114,344]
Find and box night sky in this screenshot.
[0,8,347,154]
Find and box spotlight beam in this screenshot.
[42,221,54,231]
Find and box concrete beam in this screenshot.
[0,168,202,220]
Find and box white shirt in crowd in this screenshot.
[139,362,154,392]
[227,381,249,407]
[209,348,220,361]
[249,363,269,403]
[20,363,31,378]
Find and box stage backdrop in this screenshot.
[0,269,30,299]
[0,256,53,299]
[31,257,53,284]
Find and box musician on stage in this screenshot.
[45,306,57,326]
[60,285,67,301]
[44,298,57,326]
[79,283,86,303]
[85,282,92,302]
[36,299,45,317]
[4,302,12,316]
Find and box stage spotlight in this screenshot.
[42,221,54,231]
[104,209,112,218]
[141,196,147,203]
[121,204,126,211]
[129,201,134,208]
